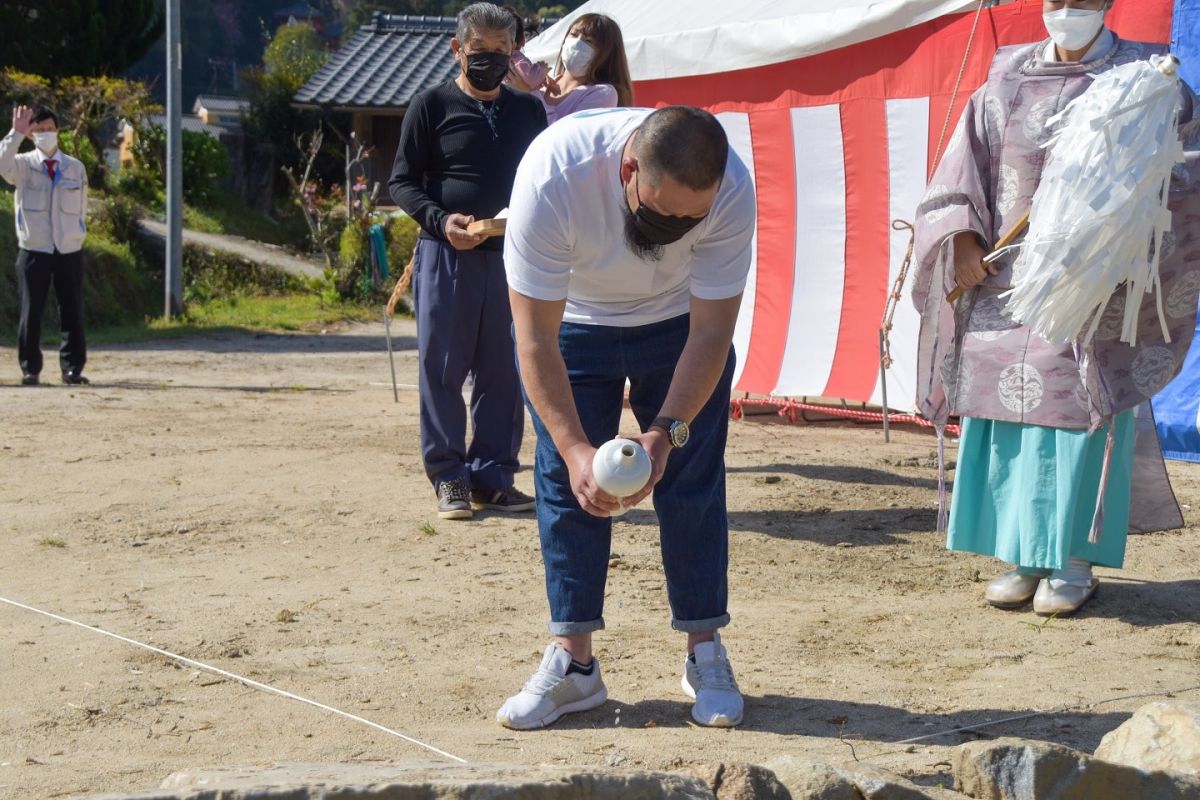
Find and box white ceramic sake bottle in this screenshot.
[592,437,652,516]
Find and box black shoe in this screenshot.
[470,487,535,512]
[61,371,90,385]
[436,476,473,520]
[21,373,39,386]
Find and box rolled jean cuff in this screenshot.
[548,617,605,636]
[671,612,730,633]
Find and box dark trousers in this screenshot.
[15,248,86,377]
[413,237,522,491]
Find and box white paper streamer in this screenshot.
[1003,55,1185,346]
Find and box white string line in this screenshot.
[0,595,467,764]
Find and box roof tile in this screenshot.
[294,15,461,109]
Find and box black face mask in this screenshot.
[623,203,664,262]
[464,50,510,92]
[631,171,706,246]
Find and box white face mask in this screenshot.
[1043,8,1106,52]
[560,35,595,78]
[31,131,58,154]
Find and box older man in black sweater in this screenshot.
[389,2,547,520]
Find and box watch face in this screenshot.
[670,420,690,448]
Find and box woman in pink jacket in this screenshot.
[539,13,633,124]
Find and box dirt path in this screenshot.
[0,320,1197,798]
[138,219,324,279]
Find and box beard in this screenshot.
[622,205,664,262]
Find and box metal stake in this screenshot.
[878,328,891,443]
[384,310,399,403]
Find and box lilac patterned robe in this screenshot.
[912,36,1200,533]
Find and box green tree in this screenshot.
[0,0,164,78]
[0,70,54,109]
[262,20,328,85]
[244,22,330,187]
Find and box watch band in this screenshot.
[650,415,676,433]
[650,416,690,449]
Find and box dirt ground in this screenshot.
[1,319,1198,799]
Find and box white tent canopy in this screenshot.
[525,0,980,80]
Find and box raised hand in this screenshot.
[12,105,33,136]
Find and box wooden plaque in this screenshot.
[466,217,507,237]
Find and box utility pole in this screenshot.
[165,0,183,317]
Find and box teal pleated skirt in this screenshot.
[947,411,1135,570]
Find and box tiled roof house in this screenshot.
[294,13,461,186]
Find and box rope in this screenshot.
[386,242,419,318]
[729,396,961,437]
[0,595,468,764]
[929,0,989,181]
[880,219,916,369]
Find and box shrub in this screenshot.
[93,194,146,244]
[111,166,161,208]
[182,244,308,308]
[80,235,157,328]
[0,191,19,329]
[57,130,99,182]
[386,214,419,275]
[336,220,371,299]
[181,130,229,203]
[329,214,420,305]
[131,124,229,203]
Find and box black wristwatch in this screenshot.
[650,416,690,449]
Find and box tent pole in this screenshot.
[878,328,891,443]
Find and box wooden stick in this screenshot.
[946,208,1032,303]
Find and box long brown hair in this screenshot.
[556,13,634,106]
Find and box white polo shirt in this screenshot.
[504,108,756,327]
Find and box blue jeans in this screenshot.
[413,237,523,491]
[521,313,735,635]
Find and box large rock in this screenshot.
[1095,701,1200,775]
[759,758,861,800]
[954,737,1200,800]
[84,761,717,800]
[689,762,792,799]
[765,756,969,800]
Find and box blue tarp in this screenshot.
[1154,320,1200,462]
[1174,0,1200,91]
[1153,1,1200,462]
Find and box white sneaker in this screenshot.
[496,644,607,730]
[681,633,744,727]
